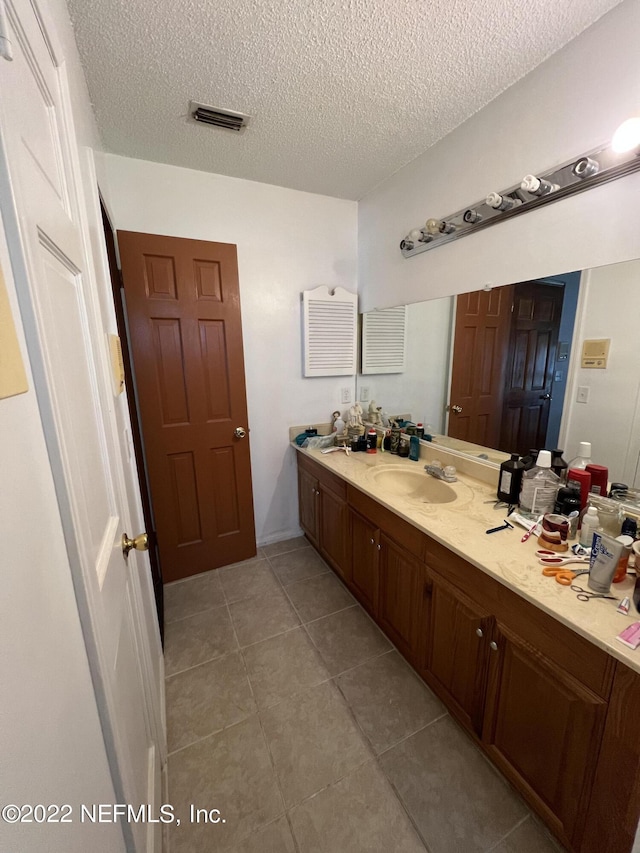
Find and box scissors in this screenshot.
[571,585,617,602]
[542,566,589,585]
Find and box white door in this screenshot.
[0,3,164,852]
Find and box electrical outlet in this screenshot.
[360,386,370,402]
[576,385,590,404]
[341,387,351,404]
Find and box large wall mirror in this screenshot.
[356,258,640,487]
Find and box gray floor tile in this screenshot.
[305,605,392,676]
[229,588,300,647]
[242,626,329,709]
[230,815,296,853]
[269,547,330,586]
[490,816,563,853]
[164,570,225,623]
[289,760,426,853]
[285,571,355,622]
[261,680,371,808]
[164,605,237,676]
[337,650,445,753]
[218,559,281,604]
[168,715,283,853]
[262,536,309,558]
[381,716,527,853]
[166,652,256,752]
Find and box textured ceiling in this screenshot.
[67,0,622,200]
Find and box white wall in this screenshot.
[561,259,640,484]
[358,0,640,313]
[97,153,358,544]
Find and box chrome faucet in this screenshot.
[424,462,457,482]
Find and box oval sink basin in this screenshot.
[371,466,457,503]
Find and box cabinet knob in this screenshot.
[370,538,375,545]
[475,628,484,638]
[377,544,381,551]
[490,641,498,651]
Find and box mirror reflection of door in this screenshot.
[448,278,576,455]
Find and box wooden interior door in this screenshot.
[448,286,514,447]
[499,282,563,454]
[119,231,256,582]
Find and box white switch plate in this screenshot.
[576,386,590,404]
[341,387,351,403]
[360,386,370,402]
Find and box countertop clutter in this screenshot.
[294,442,640,674]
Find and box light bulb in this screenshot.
[486,192,521,212]
[408,229,423,243]
[612,117,640,153]
[521,175,559,196]
[425,218,441,235]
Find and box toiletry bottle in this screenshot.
[415,423,425,439]
[409,435,420,461]
[398,435,410,457]
[521,449,539,471]
[550,450,568,483]
[567,468,591,511]
[568,441,592,470]
[497,453,525,505]
[613,535,634,582]
[585,463,608,496]
[579,505,601,548]
[366,428,377,454]
[519,450,560,516]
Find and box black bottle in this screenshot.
[550,449,568,482]
[497,453,525,504]
[521,449,539,471]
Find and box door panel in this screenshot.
[378,533,422,663]
[0,3,162,850]
[119,232,256,582]
[499,282,563,454]
[349,510,379,617]
[448,286,514,447]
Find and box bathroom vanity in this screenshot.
[295,445,640,853]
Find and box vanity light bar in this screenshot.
[400,139,640,258]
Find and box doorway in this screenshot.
[117,230,257,583]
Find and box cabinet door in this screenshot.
[349,510,379,617]
[482,623,608,848]
[298,465,319,546]
[378,533,422,664]
[319,485,350,581]
[425,574,493,735]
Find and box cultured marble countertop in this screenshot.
[295,443,640,674]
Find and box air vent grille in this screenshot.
[189,102,250,133]
[303,286,357,377]
[361,306,407,374]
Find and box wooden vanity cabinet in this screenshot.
[297,454,349,580]
[295,453,640,852]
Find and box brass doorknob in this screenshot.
[234,426,247,439]
[121,532,149,558]
[451,405,463,414]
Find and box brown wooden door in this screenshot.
[377,533,422,664]
[319,485,349,581]
[118,231,256,583]
[349,510,379,617]
[499,282,564,454]
[448,286,514,448]
[425,574,493,735]
[482,622,608,849]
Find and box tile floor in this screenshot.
[163,538,563,853]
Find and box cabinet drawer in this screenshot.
[424,534,615,700]
[347,486,426,561]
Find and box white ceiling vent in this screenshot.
[361,306,407,374]
[189,101,251,133]
[302,286,357,377]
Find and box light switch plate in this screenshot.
[576,386,590,403]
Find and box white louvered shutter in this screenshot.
[361,306,407,374]
[303,286,357,376]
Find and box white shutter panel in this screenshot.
[361,306,407,374]
[303,286,357,377]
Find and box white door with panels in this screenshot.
[0,2,163,852]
